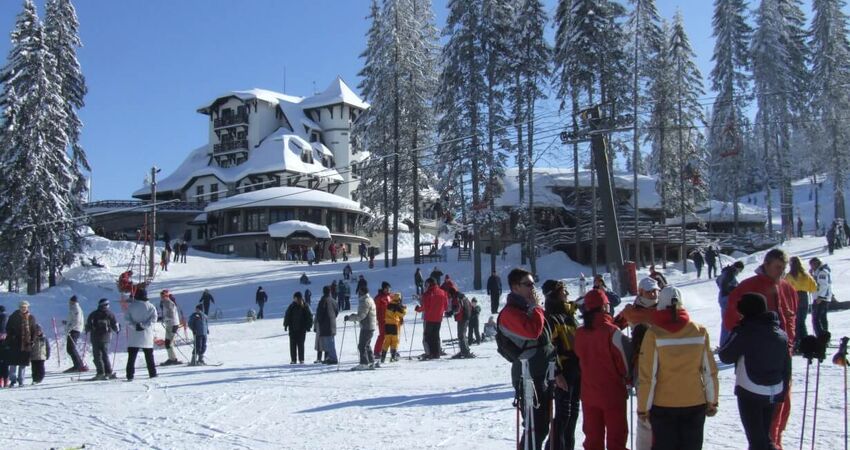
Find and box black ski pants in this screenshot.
[551,383,581,450]
[649,404,706,450]
[737,394,778,450]
[516,380,552,450]
[424,321,442,358]
[357,328,374,365]
[30,360,45,383]
[289,331,306,363]
[490,294,500,314]
[67,330,84,369]
[126,347,157,380]
[467,316,480,344]
[812,299,829,339]
[91,339,112,375]
[257,302,265,319]
[795,291,810,349]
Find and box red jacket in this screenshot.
[574,312,631,408]
[374,292,390,327]
[724,268,797,349]
[416,285,448,323]
[441,278,459,297]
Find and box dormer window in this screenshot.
[301,149,313,164]
[310,131,321,143]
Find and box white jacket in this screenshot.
[349,293,377,331]
[161,298,180,327]
[125,300,157,349]
[814,265,832,300]
[67,303,84,333]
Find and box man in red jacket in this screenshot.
[373,282,392,356]
[416,278,448,359]
[723,248,797,450]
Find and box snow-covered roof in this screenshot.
[267,220,331,239]
[204,186,365,214]
[132,128,343,198]
[496,167,664,210]
[665,200,767,225]
[298,77,369,110]
[197,88,304,113]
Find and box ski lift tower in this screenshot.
[561,105,628,295]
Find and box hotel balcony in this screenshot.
[213,139,249,154]
[214,113,249,129]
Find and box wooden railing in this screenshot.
[213,139,249,153]
[214,113,249,128]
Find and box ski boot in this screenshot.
[380,351,387,364]
[390,351,400,362]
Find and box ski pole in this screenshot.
[630,387,635,450]
[800,358,811,450]
[80,332,89,368]
[111,331,120,372]
[833,337,849,450]
[812,359,822,450]
[516,401,521,450]
[549,391,555,450]
[51,318,62,368]
[408,311,419,360]
[337,320,347,372]
[444,314,456,354]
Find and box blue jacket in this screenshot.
[188,311,208,336]
[718,312,790,403]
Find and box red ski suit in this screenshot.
[416,285,448,323]
[723,267,798,449]
[574,312,631,450]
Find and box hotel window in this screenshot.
[196,185,204,201]
[246,210,267,232]
[301,150,313,164]
[210,183,219,202]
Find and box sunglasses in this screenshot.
[519,281,535,288]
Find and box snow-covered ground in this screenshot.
[1,235,848,449]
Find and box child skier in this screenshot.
[30,325,50,384]
[188,304,209,366]
[381,293,407,363]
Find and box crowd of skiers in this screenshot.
[497,248,838,450]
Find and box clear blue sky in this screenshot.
[0,0,825,200]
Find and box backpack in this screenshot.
[495,307,539,363]
[454,295,472,322]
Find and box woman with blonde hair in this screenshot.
[784,255,817,352]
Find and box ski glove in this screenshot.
[171,325,179,334]
[135,323,144,332]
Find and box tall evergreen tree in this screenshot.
[44,0,87,284]
[811,0,850,220]
[646,19,676,219]
[437,0,487,288]
[0,0,72,293]
[707,0,752,234]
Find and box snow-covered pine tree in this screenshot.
[665,12,707,221]
[0,0,72,293]
[707,0,752,235]
[646,18,676,220]
[626,0,663,262]
[44,0,87,284]
[437,0,487,289]
[510,0,549,274]
[811,0,850,221]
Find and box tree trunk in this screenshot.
[515,72,526,265]
[413,131,421,265]
[571,90,583,263]
[383,157,389,268]
[527,91,537,276]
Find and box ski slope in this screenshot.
[0,235,848,449]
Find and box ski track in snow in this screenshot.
[2,235,849,448]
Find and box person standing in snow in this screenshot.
[691,249,704,279]
[637,286,719,450]
[574,289,631,450]
[85,298,120,379]
[345,284,378,370]
[62,295,87,372]
[648,265,668,288]
[716,261,744,347]
[380,293,406,363]
[487,270,502,314]
[358,242,367,262]
[718,293,790,450]
[307,247,316,266]
[343,264,353,281]
[449,290,473,359]
[414,268,424,296]
[542,279,581,450]
[255,286,268,319]
[467,298,481,345]
[198,289,215,316]
[160,290,182,365]
[336,279,346,311]
[784,257,817,352]
[29,325,50,384]
[188,304,209,365]
[6,300,37,387]
[356,275,368,296]
[316,285,339,364]
[125,288,158,381]
[497,268,555,450]
[372,282,392,357]
[809,257,831,340]
[705,246,719,279]
[416,277,449,359]
[180,241,189,263]
[724,249,797,448]
[826,223,836,255]
[284,292,313,364]
[429,266,444,286]
[160,249,169,272]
